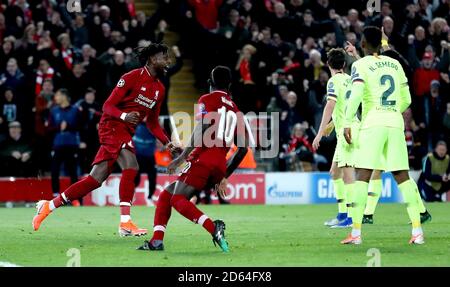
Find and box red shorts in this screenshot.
[92,120,135,166]
[177,154,226,191]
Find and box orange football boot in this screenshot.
[119,220,148,237]
[32,200,52,231]
[409,233,425,245]
[340,233,362,245]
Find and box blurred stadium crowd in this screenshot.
[0,0,449,185]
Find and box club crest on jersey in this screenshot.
[154,90,159,100]
[141,86,146,91]
[117,79,125,87]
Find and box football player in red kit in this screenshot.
[137,66,251,252]
[33,43,179,236]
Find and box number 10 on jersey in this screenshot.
[215,106,256,147]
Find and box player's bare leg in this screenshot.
[116,148,147,237]
[392,170,425,244]
[32,162,109,231]
[341,168,371,244]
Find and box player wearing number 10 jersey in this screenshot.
[137,66,250,252]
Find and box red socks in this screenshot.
[151,189,173,241]
[52,175,101,209]
[119,169,138,218]
[120,204,131,217]
[170,194,215,234]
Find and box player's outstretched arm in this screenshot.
[323,121,335,136]
[345,41,361,60]
[344,83,362,122]
[346,63,364,122]
[215,146,248,199]
[167,121,209,174]
[398,83,412,113]
[344,68,364,144]
[313,99,336,150]
[102,98,122,118]
[381,27,391,52]
[398,66,412,113]
[225,133,250,178]
[215,135,249,199]
[184,121,209,159]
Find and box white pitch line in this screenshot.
[0,261,22,267]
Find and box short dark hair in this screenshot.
[436,141,447,148]
[327,48,346,70]
[57,88,70,99]
[362,26,382,51]
[135,43,169,65]
[42,78,53,85]
[210,66,232,90]
[86,87,96,94]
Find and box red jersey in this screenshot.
[189,90,245,164]
[100,66,169,145]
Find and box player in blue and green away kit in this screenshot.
[341,27,425,245]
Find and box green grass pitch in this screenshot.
[1,203,449,266]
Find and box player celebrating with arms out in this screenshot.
[33,43,180,236]
[342,27,425,245]
[137,66,251,252]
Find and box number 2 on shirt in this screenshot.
[380,74,396,106]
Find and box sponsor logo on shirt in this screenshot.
[135,94,156,109]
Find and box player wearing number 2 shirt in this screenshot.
[341,27,424,245]
[138,66,250,253]
[33,44,180,237]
